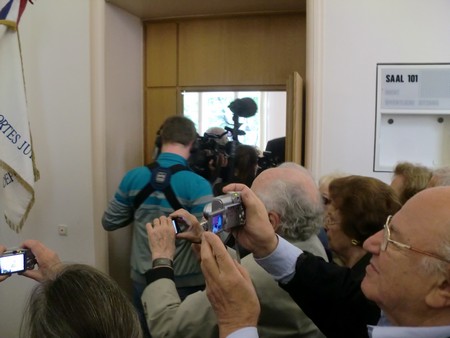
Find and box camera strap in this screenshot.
[133,162,190,211]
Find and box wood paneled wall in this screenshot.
[144,13,306,162]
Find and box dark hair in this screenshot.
[160,116,197,146]
[234,144,259,186]
[212,144,259,196]
[393,162,432,204]
[21,264,142,338]
[329,175,401,245]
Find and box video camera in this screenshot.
[203,192,245,234]
[256,150,279,175]
[188,132,229,182]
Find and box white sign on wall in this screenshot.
[374,63,450,172]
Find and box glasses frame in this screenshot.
[382,215,450,264]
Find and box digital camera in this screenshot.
[0,248,36,275]
[203,192,246,234]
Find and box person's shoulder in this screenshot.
[266,136,285,149]
[123,164,147,173]
[183,170,211,185]
[125,165,151,175]
[119,166,151,184]
[171,170,213,197]
[291,235,328,260]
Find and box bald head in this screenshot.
[400,186,450,239]
[251,163,323,241]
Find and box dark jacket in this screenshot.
[280,252,380,338]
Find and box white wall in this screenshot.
[0,1,94,335]
[265,92,287,143]
[104,4,143,294]
[306,0,450,183]
[0,1,143,335]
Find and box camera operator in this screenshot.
[205,126,229,147]
[189,127,229,185]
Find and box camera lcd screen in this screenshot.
[0,252,26,275]
[211,214,223,234]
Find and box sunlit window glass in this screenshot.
[183,91,285,151]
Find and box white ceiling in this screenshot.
[105,0,306,21]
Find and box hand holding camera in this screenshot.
[203,192,246,234]
[0,245,11,282]
[170,209,204,244]
[221,184,278,258]
[200,231,260,337]
[0,240,62,282]
[0,248,36,277]
[146,216,177,261]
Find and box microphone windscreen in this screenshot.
[228,98,257,118]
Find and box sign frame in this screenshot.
[374,63,450,172]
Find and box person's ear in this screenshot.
[268,211,281,232]
[425,274,450,308]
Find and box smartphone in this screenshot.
[0,249,28,275]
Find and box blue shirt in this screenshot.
[368,325,450,338]
[102,152,213,286]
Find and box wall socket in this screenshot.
[57,224,68,236]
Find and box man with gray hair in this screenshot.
[142,162,328,338]
[254,162,324,242]
[202,185,450,338]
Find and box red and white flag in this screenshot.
[0,0,39,232]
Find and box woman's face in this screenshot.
[324,202,351,255]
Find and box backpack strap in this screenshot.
[133,162,190,211]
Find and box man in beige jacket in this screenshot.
[142,163,328,338]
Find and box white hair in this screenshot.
[257,162,324,240]
[430,166,450,187]
[205,127,228,146]
[419,234,450,276]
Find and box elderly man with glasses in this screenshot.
[200,185,450,338]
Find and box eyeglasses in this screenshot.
[381,215,450,263]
